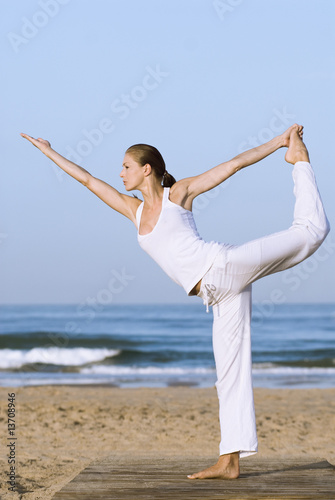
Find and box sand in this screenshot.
[0,385,334,499]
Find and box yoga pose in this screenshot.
[21,124,329,479]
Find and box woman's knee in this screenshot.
[296,217,330,258]
[322,218,331,241]
[308,219,330,253]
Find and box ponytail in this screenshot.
[162,170,176,187]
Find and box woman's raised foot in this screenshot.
[285,126,310,164]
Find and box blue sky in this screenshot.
[1,0,335,305]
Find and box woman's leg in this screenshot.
[189,277,255,480]
[220,132,329,295]
[188,129,330,479]
[212,286,257,458]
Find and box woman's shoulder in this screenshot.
[169,178,193,211]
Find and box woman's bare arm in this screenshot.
[176,125,303,204]
[20,134,140,222]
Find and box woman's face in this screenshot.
[120,153,145,191]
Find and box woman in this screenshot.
[21,124,330,479]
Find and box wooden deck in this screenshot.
[52,456,335,500]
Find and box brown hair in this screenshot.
[126,144,176,187]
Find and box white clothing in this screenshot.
[136,187,222,294]
[197,161,330,457]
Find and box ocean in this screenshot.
[0,303,334,389]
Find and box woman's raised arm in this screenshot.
[20,134,140,223]
[183,124,303,201]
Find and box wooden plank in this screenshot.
[52,456,335,500]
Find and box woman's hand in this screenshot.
[279,124,303,148]
[20,133,51,154]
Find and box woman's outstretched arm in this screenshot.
[20,134,140,222]
[182,124,303,201]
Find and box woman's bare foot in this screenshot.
[187,452,240,480]
[285,126,310,164]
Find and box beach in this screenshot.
[0,385,334,499]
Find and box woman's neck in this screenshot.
[140,183,164,209]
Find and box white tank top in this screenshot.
[136,187,223,295]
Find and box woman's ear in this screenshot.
[143,163,152,176]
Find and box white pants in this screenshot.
[197,162,330,458]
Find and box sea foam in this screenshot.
[0,347,120,369]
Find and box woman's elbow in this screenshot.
[82,174,94,188]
